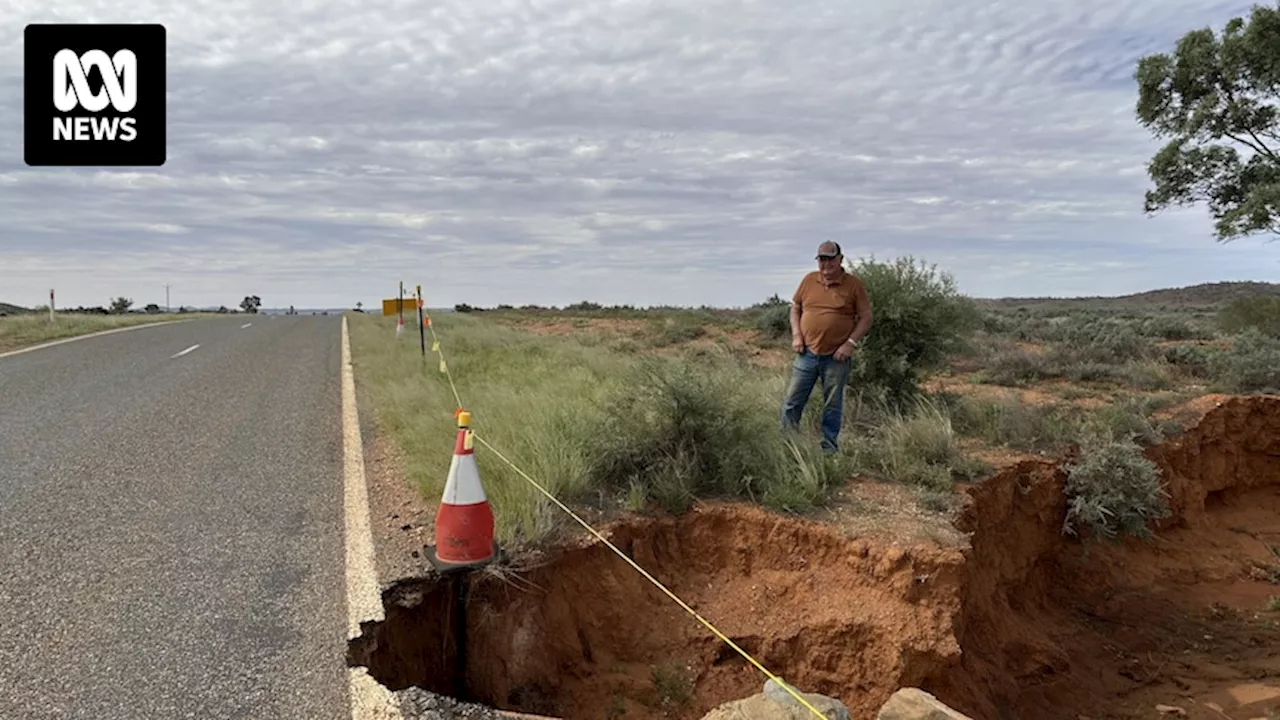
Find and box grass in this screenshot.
[347,312,850,546]
[843,393,991,493]
[350,284,1280,551]
[0,312,212,352]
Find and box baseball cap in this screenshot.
[815,241,842,259]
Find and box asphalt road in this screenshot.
[0,316,350,720]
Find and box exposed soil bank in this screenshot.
[936,394,1280,720]
[349,395,1280,720]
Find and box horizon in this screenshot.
[4,0,1280,308]
[5,278,1279,314]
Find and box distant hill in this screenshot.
[975,281,1280,312]
[6,281,1280,318]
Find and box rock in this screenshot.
[764,679,850,720]
[395,687,502,719]
[876,688,973,720]
[699,678,850,720]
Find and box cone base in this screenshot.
[425,541,501,574]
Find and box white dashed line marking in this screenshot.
[241,323,253,328]
[0,320,192,360]
[171,344,199,358]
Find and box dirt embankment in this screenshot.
[349,503,969,719]
[349,396,1280,720]
[937,394,1280,720]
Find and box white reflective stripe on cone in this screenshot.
[442,455,488,506]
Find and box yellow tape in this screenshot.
[403,306,831,720]
[420,314,463,410]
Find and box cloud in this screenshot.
[1,0,1278,310]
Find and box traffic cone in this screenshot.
[426,410,498,572]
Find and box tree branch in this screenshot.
[1222,129,1278,162]
[1245,126,1279,162]
[1217,82,1280,162]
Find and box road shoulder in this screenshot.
[349,347,439,586]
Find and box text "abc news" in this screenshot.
[52,48,138,142]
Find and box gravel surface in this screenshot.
[0,315,350,720]
[395,687,504,719]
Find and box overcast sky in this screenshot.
[2,0,1277,310]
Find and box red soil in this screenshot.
[350,395,1280,720]
[937,394,1280,720]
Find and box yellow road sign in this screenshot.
[382,298,414,316]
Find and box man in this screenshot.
[780,240,873,453]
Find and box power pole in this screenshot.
[164,284,171,313]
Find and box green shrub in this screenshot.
[588,357,845,514]
[1218,297,1280,338]
[976,342,1052,386]
[755,303,791,340]
[1209,327,1280,393]
[845,255,981,409]
[945,394,1079,452]
[746,294,791,340]
[979,312,1017,335]
[1086,394,1183,446]
[1161,343,1217,377]
[1005,313,1058,342]
[1061,436,1170,542]
[1137,315,1205,341]
[648,317,706,347]
[1108,360,1176,391]
[947,392,1183,457]
[1050,317,1156,364]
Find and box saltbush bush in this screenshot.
[1209,327,1280,393]
[1061,435,1170,542]
[845,255,981,409]
[1218,297,1280,338]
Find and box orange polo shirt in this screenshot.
[792,270,865,356]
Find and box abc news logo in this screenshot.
[54,49,140,142]
[25,23,166,166]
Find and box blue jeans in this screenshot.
[780,349,852,452]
